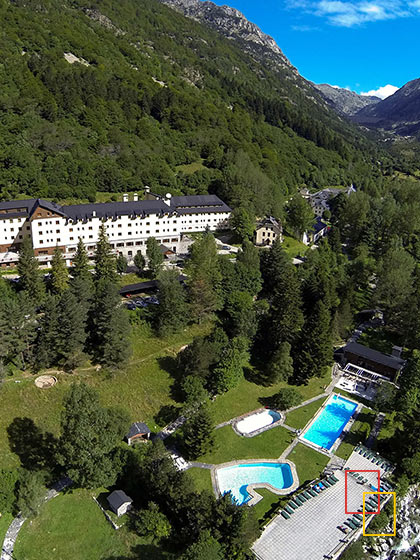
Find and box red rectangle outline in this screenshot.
[345,469,380,515]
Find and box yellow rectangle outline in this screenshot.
[362,491,396,537]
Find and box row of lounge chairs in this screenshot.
[355,444,394,472]
[347,471,369,485]
[340,492,381,532]
[280,474,339,520]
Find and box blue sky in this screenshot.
[209,0,420,98]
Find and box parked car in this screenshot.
[221,245,231,250]
[126,303,136,311]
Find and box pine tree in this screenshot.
[94,225,117,283]
[156,269,188,336]
[265,341,294,385]
[146,237,163,278]
[17,235,45,302]
[186,232,222,322]
[50,246,68,294]
[58,383,130,488]
[34,295,61,370]
[57,290,88,371]
[116,253,128,275]
[293,300,333,384]
[134,251,145,275]
[90,279,132,368]
[213,337,249,393]
[182,405,215,459]
[234,241,262,296]
[72,238,91,280]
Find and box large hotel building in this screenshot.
[0,189,231,268]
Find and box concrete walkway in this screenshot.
[187,461,214,470]
[1,477,72,560]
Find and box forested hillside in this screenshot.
[0,0,394,215]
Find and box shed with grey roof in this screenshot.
[125,422,151,445]
[107,490,133,517]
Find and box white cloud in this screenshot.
[286,0,418,27]
[360,84,399,99]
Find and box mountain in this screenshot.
[353,78,420,136]
[313,83,380,117]
[157,0,296,74]
[0,0,393,212]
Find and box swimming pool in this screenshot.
[216,462,294,505]
[300,394,358,451]
[236,409,281,435]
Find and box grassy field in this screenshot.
[0,322,210,469]
[197,425,294,465]
[118,272,149,288]
[187,467,213,494]
[285,397,327,430]
[282,235,307,259]
[13,489,167,560]
[335,408,377,460]
[210,370,330,425]
[288,444,330,487]
[0,512,13,547]
[175,159,207,175]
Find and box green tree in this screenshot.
[156,269,188,336]
[58,383,130,488]
[0,292,36,370]
[116,253,128,275]
[265,342,294,385]
[186,233,222,322]
[90,279,132,368]
[17,235,45,302]
[213,337,249,393]
[34,295,61,370]
[181,530,224,560]
[230,206,255,242]
[146,237,163,278]
[223,290,256,339]
[293,300,332,384]
[181,375,209,409]
[0,468,19,514]
[57,289,88,370]
[134,251,145,275]
[182,405,215,459]
[50,246,69,294]
[270,387,302,410]
[135,502,171,541]
[234,241,262,296]
[17,470,45,518]
[72,238,91,280]
[286,194,314,238]
[94,225,117,283]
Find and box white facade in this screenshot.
[0,194,231,267]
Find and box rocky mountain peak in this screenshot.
[313,83,380,117]
[158,0,296,73]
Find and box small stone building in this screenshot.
[125,422,151,445]
[255,216,283,246]
[107,490,133,517]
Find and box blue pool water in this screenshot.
[301,394,357,450]
[217,462,294,505]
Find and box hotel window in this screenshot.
[56,220,59,224]
[56,230,60,233]
[146,230,150,234]
[118,224,122,228]
[89,226,92,230]
[118,233,122,236]
[89,235,93,239]
[39,240,43,244]
[70,237,74,241]
[69,228,73,232]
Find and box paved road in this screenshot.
[1,477,72,560]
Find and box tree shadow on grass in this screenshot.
[155,404,180,427]
[103,542,172,559]
[157,355,184,402]
[7,417,59,474]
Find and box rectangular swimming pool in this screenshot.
[300,394,358,451]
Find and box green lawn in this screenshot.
[288,444,330,486]
[335,408,377,460]
[0,512,13,546]
[252,489,287,527]
[0,322,209,469]
[282,235,307,258]
[13,489,166,560]
[210,370,330,425]
[197,425,294,465]
[118,272,149,287]
[175,159,207,175]
[285,397,327,430]
[187,468,213,494]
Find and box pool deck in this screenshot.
[253,450,393,560]
[211,459,300,506]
